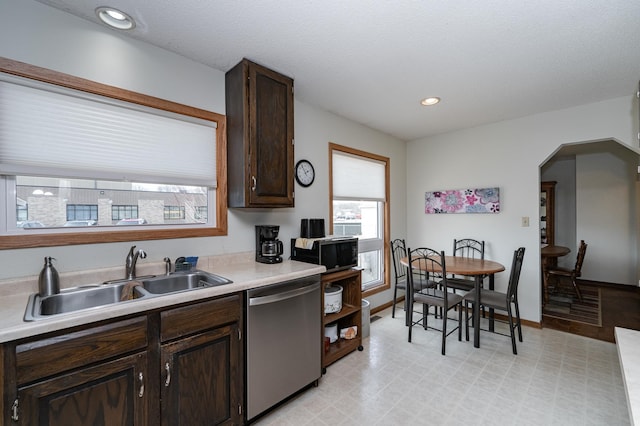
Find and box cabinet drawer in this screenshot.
[16,316,147,384]
[160,294,241,342]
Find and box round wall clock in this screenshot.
[295,159,315,187]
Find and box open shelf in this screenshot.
[321,268,362,370]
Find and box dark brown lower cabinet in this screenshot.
[3,294,243,425]
[18,352,147,425]
[161,324,240,425]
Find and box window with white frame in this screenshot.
[0,59,227,249]
[330,144,389,292]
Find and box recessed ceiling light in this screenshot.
[420,97,441,106]
[95,6,135,30]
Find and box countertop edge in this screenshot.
[615,326,638,426]
[0,259,326,343]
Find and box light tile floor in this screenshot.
[255,306,630,425]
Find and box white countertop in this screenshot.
[0,257,325,343]
[615,327,640,425]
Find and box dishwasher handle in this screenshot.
[249,283,318,306]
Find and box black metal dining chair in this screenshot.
[390,239,408,323]
[462,247,525,354]
[406,247,463,355]
[448,238,485,293]
[391,239,438,325]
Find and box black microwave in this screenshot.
[290,237,358,272]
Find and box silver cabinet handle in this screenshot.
[164,362,171,387]
[138,372,144,397]
[11,399,18,421]
[251,176,256,191]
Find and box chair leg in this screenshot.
[514,299,523,342]
[407,299,413,342]
[441,311,447,356]
[507,304,517,355]
[458,305,462,342]
[423,304,428,330]
[571,276,583,301]
[392,285,398,318]
[405,301,410,327]
[464,301,470,342]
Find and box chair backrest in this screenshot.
[574,240,587,275]
[406,247,448,302]
[453,238,485,260]
[506,247,526,300]
[390,239,407,283]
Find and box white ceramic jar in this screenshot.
[324,285,343,314]
[324,323,338,343]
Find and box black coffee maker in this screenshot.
[255,225,283,264]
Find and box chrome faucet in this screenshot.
[163,257,172,275]
[125,245,147,280]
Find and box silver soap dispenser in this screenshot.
[38,256,60,297]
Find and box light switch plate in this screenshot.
[521,216,530,227]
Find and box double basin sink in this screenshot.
[24,270,233,321]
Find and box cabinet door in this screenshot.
[18,352,148,426]
[248,62,294,207]
[161,323,241,426]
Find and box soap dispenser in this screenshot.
[38,256,60,297]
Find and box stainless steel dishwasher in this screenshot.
[246,274,321,421]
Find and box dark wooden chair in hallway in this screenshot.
[545,240,587,301]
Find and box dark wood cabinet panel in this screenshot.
[226,58,294,207]
[16,317,147,384]
[160,324,242,425]
[160,294,241,342]
[18,352,147,426]
[3,293,243,425]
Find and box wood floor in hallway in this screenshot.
[542,280,640,343]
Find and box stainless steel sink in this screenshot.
[141,271,233,294]
[24,270,233,321]
[24,282,150,321]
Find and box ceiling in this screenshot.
[35,0,640,142]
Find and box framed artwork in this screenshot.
[425,187,500,214]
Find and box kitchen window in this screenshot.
[329,144,390,294]
[0,58,228,249]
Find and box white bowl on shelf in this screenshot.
[324,285,343,314]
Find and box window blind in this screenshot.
[332,151,386,201]
[0,74,217,187]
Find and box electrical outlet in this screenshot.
[521,216,530,227]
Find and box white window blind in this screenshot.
[0,74,217,187]
[333,151,386,201]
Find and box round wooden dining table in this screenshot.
[401,255,505,348]
[541,245,570,305]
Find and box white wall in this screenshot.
[0,0,408,311]
[407,96,638,322]
[576,152,637,284]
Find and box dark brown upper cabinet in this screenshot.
[226,58,295,207]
